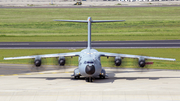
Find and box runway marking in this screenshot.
[25,73,32,75]
[0,64,30,67]
[0,43,29,45]
[92,43,180,45]
[13,74,18,76]
[52,72,57,74]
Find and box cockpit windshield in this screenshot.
[87,61,94,64]
[84,61,94,64]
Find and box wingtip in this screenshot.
[3,57,12,60]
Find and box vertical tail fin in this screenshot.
[54,17,125,49]
[87,17,92,49]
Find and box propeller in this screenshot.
[132,58,153,72]
[107,56,128,68]
[28,57,47,72]
[52,56,77,70]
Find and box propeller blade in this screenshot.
[28,54,47,72]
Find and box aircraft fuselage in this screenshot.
[78,48,102,77]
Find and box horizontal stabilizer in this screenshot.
[54,20,125,23]
[92,20,125,23]
[54,20,88,23]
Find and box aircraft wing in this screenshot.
[99,52,176,61]
[4,52,80,60]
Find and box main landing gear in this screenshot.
[85,77,93,82]
[99,75,105,79]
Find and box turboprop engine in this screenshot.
[138,57,146,68]
[58,57,65,66]
[34,57,41,67]
[115,57,122,66]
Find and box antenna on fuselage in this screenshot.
[54,17,125,49]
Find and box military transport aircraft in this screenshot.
[4,17,176,82]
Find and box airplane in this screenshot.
[4,17,176,82]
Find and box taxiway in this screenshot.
[0,40,180,49]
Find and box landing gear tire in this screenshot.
[90,77,93,82]
[103,76,105,79]
[74,76,80,79]
[86,77,93,82]
[99,75,105,79]
[85,78,89,82]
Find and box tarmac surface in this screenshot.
[0,40,180,49]
[0,64,180,101]
[0,1,180,8]
[0,64,62,75]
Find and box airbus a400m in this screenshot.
[4,17,176,82]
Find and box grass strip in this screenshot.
[0,7,180,41]
[0,48,179,70]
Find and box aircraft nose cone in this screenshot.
[85,65,95,75]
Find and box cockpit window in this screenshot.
[84,61,87,64]
[84,61,94,64]
[87,61,94,64]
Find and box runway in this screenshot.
[0,40,180,49]
[0,64,180,101]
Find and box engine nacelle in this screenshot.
[138,57,146,68]
[34,57,41,67]
[58,57,65,66]
[115,57,121,66]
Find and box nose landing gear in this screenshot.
[99,75,105,79]
[85,77,93,82]
[74,76,80,79]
